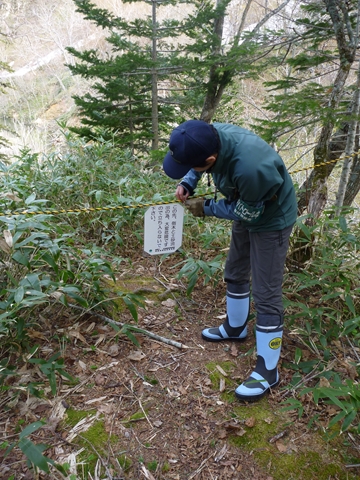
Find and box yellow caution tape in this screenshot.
[1,150,359,217]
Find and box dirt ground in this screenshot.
[1,252,359,480]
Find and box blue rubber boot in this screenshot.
[235,314,283,401]
[202,283,250,342]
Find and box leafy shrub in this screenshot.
[283,208,360,433]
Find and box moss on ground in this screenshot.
[206,364,356,480]
[64,409,118,478]
[206,360,236,402]
[65,408,97,427]
[122,409,146,428]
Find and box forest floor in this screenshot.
[1,250,359,480]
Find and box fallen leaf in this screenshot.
[85,396,108,405]
[219,377,226,392]
[27,329,47,340]
[95,374,106,386]
[128,350,146,361]
[3,230,13,247]
[2,192,21,202]
[78,360,87,371]
[68,330,88,344]
[94,334,106,346]
[245,416,256,428]
[230,344,239,357]
[319,377,331,388]
[50,291,62,300]
[178,385,188,395]
[153,420,163,428]
[214,444,227,462]
[275,440,288,453]
[161,298,176,307]
[218,429,227,439]
[86,322,96,333]
[108,344,120,357]
[216,365,228,377]
[0,239,11,253]
[98,403,114,415]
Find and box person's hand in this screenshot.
[175,184,190,202]
[185,198,205,217]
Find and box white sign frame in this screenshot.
[144,203,184,255]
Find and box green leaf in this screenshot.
[18,438,50,473]
[66,292,88,308]
[12,251,30,267]
[19,421,45,439]
[123,296,138,322]
[341,409,357,432]
[49,372,57,395]
[318,388,346,410]
[186,273,198,296]
[345,295,356,316]
[339,216,347,232]
[24,193,36,205]
[41,252,58,272]
[22,273,41,291]
[328,410,347,429]
[120,325,140,347]
[14,286,25,304]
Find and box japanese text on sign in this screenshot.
[144,204,184,255]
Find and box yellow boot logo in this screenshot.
[269,338,282,349]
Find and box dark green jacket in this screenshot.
[181,123,297,232]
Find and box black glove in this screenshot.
[185,198,205,217]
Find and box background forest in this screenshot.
[0,0,360,479]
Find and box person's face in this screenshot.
[193,154,217,172]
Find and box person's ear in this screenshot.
[205,154,217,166]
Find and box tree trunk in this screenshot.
[304,0,357,221]
[344,144,360,206]
[334,63,360,215]
[151,0,159,150]
[200,0,227,123]
[297,125,349,213]
[200,0,291,123]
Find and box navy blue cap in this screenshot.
[163,120,218,179]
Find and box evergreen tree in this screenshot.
[66,0,224,153]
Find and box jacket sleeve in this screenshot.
[179,169,203,196]
[204,198,267,223]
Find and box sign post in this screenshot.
[144,204,184,255]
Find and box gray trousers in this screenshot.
[224,222,293,317]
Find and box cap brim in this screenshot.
[162,151,192,180]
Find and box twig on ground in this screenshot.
[269,430,288,443]
[154,276,188,315]
[140,464,156,480]
[280,360,337,399]
[68,303,188,349]
[78,434,114,479]
[123,382,153,429]
[346,336,360,362]
[188,451,216,479]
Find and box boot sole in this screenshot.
[235,380,279,402]
[201,333,247,343]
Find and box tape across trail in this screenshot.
[1,150,359,219]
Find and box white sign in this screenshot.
[144,204,184,255]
